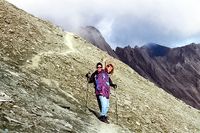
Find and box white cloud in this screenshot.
[6,0,200,48]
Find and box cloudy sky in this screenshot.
[7,0,200,48]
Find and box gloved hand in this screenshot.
[112,84,117,89]
[85,72,91,79]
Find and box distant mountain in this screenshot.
[142,43,170,57]
[77,26,118,58]
[115,43,200,109]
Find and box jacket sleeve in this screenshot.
[109,77,114,87]
[88,71,96,83]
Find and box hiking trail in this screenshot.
[25,33,78,69]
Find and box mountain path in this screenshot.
[24,33,78,69]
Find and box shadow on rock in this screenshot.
[88,108,100,119]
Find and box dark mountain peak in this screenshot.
[142,43,170,57]
[78,26,101,38]
[168,43,200,63]
[172,43,200,51]
[77,26,118,58]
[183,43,200,50]
[143,43,167,48]
[122,45,132,50]
[83,26,101,33]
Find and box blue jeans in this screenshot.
[99,96,109,116]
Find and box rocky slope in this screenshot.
[1,0,200,132]
[77,26,118,58]
[115,43,200,109]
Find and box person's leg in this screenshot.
[104,98,109,122]
[99,96,109,117]
[96,95,101,112]
[104,98,109,117]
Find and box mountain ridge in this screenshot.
[115,43,200,109]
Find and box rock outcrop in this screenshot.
[0,0,200,132]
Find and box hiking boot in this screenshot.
[104,116,109,124]
[105,116,109,120]
[99,116,109,124]
[98,116,105,122]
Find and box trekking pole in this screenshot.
[85,79,88,112]
[85,72,90,112]
[115,89,119,124]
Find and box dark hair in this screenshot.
[105,64,114,74]
[96,62,103,68]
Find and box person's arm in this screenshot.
[109,78,117,89]
[86,71,97,83]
